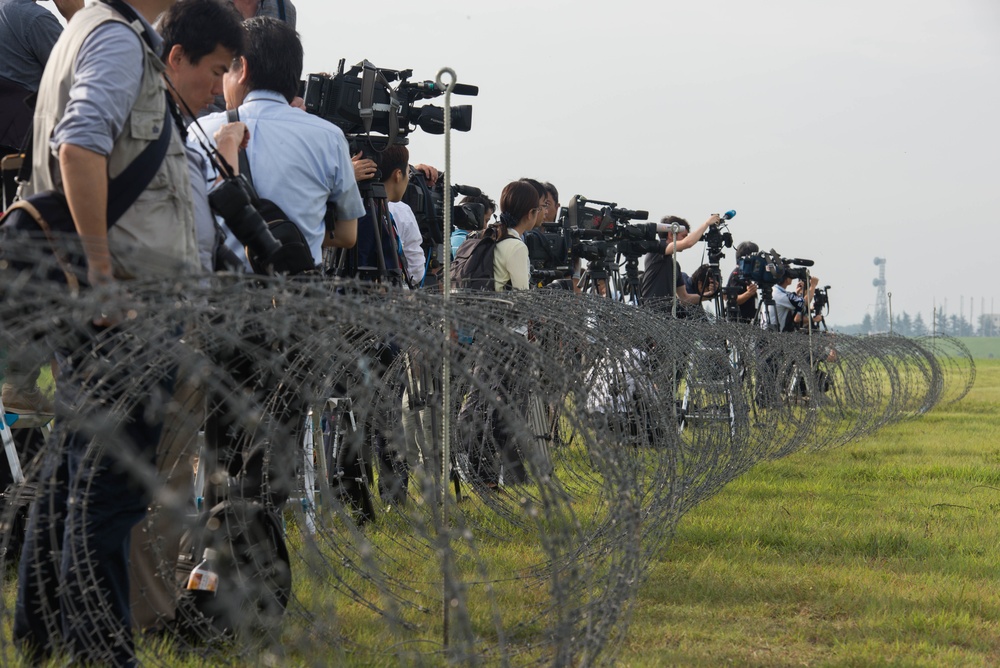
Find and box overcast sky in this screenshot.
[46,1,1000,327]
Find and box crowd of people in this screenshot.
[0,0,825,665]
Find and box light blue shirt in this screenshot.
[197,89,365,265]
[185,131,214,272]
[450,228,468,259]
[50,4,156,157]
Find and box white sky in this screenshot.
[47,0,1000,326]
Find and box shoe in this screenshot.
[1,383,54,416]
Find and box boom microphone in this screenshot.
[454,184,481,197]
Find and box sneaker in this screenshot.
[1,383,54,416]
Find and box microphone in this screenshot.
[453,184,481,197]
[723,210,736,220]
[411,81,479,96]
[786,258,814,267]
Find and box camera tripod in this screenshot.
[577,256,621,300]
[326,142,408,287]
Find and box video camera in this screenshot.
[701,210,735,263]
[303,60,477,149]
[813,285,831,315]
[738,249,813,287]
[403,169,484,273]
[565,195,662,258]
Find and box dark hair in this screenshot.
[499,180,539,233]
[657,215,690,239]
[735,241,759,259]
[690,264,713,294]
[159,0,244,65]
[239,17,302,102]
[375,144,409,182]
[518,177,546,199]
[460,193,496,229]
[542,181,559,203]
[459,193,496,212]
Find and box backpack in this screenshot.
[450,226,512,291]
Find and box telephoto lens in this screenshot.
[208,176,282,262]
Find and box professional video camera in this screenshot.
[565,195,662,257]
[738,249,813,288]
[701,210,735,263]
[812,285,831,329]
[403,170,484,280]
[303,59,477,149]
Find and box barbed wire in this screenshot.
[0,241,975,665]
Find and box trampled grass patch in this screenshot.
[621,360,1000,667]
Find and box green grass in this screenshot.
[620,359,1000,667]
[955,337,1000,360]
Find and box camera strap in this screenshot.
[359,62,400,145]
[225,108,254,187]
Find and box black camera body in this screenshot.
[303,60,475,144]
[738,250,812,287]
[208,174,315,276]
[813,285,831,313]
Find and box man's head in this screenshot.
[160,0,244,114]
[658,215,690,243]
[376,145,410,203]
[541,182,559,223]
[735,240,759,260]
[224,16,302,107]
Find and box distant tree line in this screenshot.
[838,311,999,337]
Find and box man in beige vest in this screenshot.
[13,0,197,666]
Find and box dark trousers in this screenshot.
[14,347,171,668]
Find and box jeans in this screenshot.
[14,339,173,668]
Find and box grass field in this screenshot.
[619,359,1000,667]
[955,337,1000,360]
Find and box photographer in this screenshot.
[766,273,820,332]
[352,146,425,286]
[639,214,721,316]
[198,16,363,266]
[726,241,760,323]
[493,180,541,291]
[450,192,494,258]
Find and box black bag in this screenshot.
[176,499,291,641]
[223,109,314,276]
[0,100,173,287]
[450,226,512,291]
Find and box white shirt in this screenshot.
[388,200,426,286]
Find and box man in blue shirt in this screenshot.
[198,17,363,267]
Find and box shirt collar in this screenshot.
[243,89,290,105]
